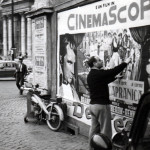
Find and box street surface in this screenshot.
[0,81,89,150]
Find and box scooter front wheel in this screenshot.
[46,105,63,131]
[24,114,29,123]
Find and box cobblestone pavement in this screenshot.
[0,81,89,150]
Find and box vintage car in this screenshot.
[91,91,150,150]
[0,60,16,78]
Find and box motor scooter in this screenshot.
[21,83,66,131]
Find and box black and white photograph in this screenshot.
[0,0,150,150]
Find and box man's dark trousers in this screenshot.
[16,72,24,94]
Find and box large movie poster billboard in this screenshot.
[57,0,150,135]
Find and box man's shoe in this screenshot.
[20,89,23,95]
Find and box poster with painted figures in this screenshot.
[57,0,150,134]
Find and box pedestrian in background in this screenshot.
[87,56,131,150]
[15,56,27,95]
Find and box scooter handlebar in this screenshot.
[21,87,33,91]
[21,85,48,93]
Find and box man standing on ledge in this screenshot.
[15,56,27,95]
[87,56,131,150]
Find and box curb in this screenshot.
[0,77,16,81]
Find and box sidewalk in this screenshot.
[0,81,89,150]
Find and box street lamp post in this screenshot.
[11,0,15,60]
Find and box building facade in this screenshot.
[1,0,35,59]
[0,5,3,55]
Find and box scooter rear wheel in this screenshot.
[46,105,62,131]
